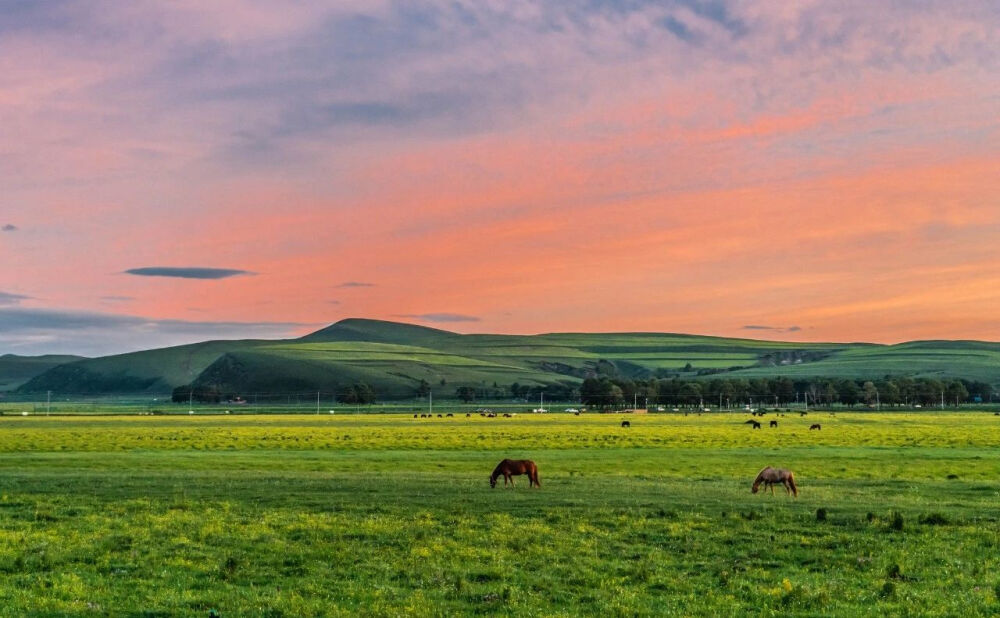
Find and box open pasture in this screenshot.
[0,412,999,615]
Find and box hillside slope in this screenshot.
[0,354,85,391]
[12,318,1000,397]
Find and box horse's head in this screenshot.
[490,476,497,488]
[751,481,760,494]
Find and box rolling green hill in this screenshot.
[10,318,1000,398]
[0,354,86,391]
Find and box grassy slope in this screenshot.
[0,412,999,615]
[728,340,1000,384]
[0,355,85,391]
[13,318,1000,396]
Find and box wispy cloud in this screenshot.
[0,291,31,306]
[100,295,135,302]
[336,282,375,288]
[0,307,306,356]
[1,224,17,232]
[743,325,802,333]
[394,313,480,323]
[124,267,253,279]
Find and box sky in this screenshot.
[1,0,999,356]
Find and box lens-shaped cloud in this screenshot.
[124,267,254,279]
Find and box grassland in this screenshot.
[1,412,1000,615]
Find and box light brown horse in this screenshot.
[751,466,798,497]
[490,459,540,488]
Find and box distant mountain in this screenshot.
[0,354,86,391]
[11,318,1000,397]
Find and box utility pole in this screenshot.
[429,390,433,416]
[316,390,320,415]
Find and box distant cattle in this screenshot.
[769,420,778,428]
[810,424,821,430]
[413,414,418,418]
[437,414,443,418]
[745,420,761,429]
[503,413,512,418]
[466,413,471,417]
[621,420,630,428]
[800,411,808,417]
[446,413,454,417]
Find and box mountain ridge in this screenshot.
[9,318,1000,396]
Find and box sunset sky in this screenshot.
[2,1,999,355]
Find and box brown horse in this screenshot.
[810,424,821,430]
[490,459,540,488]
[752,466,798,497]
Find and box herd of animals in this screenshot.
[411,409,815,497]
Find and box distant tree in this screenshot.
[580,378,623,408]
[455,386,476,403]
[945,380,968,406]
[679,382,703,405]
[416,379,431,397]
[338,383,376,405]
[838,380,861,406]
[862,381,879,406]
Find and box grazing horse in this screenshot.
[490,459,540,488]
[621,420,631,427]
[769,420,778,428]
[745,420,761,429]
[800,411,808,417]
[810,424,821,430]
[752,467,798,497]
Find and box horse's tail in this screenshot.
[533,465,541,488]
[787,472,798,497]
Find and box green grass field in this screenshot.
[2,412,1000,616]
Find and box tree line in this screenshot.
[578,376,989,408]
[173,375,992,408]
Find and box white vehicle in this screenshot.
[565,408,579,413]
[533,408,548,413]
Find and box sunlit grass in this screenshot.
[0,412,998,615]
